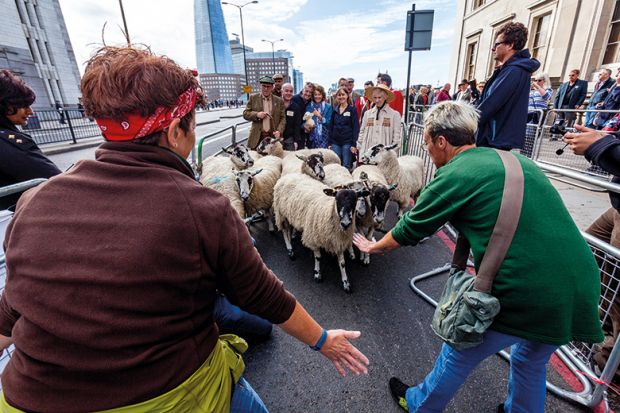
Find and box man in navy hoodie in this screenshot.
[477,22,540,150]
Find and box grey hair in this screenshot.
[534,72,551,87]
[423,101,479,146]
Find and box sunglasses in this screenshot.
[492,41,507,50]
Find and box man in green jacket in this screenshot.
[354,101,603,413]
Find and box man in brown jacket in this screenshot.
[243,76,285,149]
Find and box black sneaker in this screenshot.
[389,377,410,412]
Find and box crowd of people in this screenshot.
[0,16,618,413]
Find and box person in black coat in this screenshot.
[282,82,315,150]
[553,69,588,127]
[0,70,61,210]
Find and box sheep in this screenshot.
[233,155,282,232]
[221,143,254,169]
[303,112,316,129]
[273,172,369,293]
[361,143,424,218]
[200,156,245,218]
[352,165,398,265]
[281,152,326,181]
[257,137,341,165]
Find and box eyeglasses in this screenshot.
[492,41,507,50]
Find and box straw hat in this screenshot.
[364,83,395,103]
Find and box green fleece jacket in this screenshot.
[392,147,603,345]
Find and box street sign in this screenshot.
[405,9,434,51]
[243,85,253,94]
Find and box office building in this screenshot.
[450,0,620,88]
[245,50,293,92]
[194,0,234,74]
[293,68,304,93]
[0,0,82,108]
[199,73,242,102]
[229,36,253,82]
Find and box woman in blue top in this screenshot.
[306,84,332,149]
[328,87,359,169]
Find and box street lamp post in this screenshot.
[222,1,258,101]
[118,0,131,46]
[261,38,283,76]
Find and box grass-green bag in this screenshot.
[431,150,524,351]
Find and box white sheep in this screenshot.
[352,165,398,264]
[303,112,316,130]
[221,143,255,169]
[281,152,326,181]
[257,137,341,165]
[361,143,424,218]
[200,156,245,218]
[273,172,368,293]
[233,155,282,232]
[296,148,341,165]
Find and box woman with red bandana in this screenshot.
[0,47,369,413]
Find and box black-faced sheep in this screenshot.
[273,172,368,293]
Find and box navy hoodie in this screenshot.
[477,49,540,149]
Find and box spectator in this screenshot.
[284,81,315,150]
[347,77,361,105]
[471,81,485,106]
[0,46,369,412]
[453,79,472,102]
[592,68,620,130]
[329,77,349,106]
[408,86,418,113]
[436,83,452,102]
[415,86,430,112]
[306,84,333,149]
[377,73,404,116]
[553,69,588,127]
[427,85,437,105]
[357,84,402,155]
[328,87,359,169]
[564,124,620,377]
[527,72,552,124]
[0,69,61,210]
[243,76,285,149]
[355,80,374,123]
[585,69,614,127]
[354,100,603,413]
[54,100,66,124]
[477,22,540,150]
[272,73,284,97]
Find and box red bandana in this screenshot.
[95,87,197,141]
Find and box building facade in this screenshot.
[199,73,242,102]
[0,0,81,108]
[229,36,253,83]
[449,0,620,89]
[194,0,234,74]
[245,51,293,92]
[293,68,304,93]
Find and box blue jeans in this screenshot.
[331,144,352,169]
[231,376,269,412]
[405,330,557,413]
[214,295,272,344]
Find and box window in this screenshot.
[603,0,620,64]
[464,41,477,80]
[531,13,551,63]
[473,0,485,10]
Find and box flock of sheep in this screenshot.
[199,138,425,293]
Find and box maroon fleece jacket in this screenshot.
[0,142,296,412]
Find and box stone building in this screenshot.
[449,0,620,88]
[0,0,82,108]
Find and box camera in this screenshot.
[549,119,566,135]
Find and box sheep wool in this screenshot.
[245,155,282,215]
[200,156,245,218]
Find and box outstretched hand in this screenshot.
[320,329,369,377]
[353,233,376,253]
[563,124,606,156]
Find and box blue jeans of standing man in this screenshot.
[231,377,269,412]
[405,330,558,413]
[331,144,352,169]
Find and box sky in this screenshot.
[58,0,457,90]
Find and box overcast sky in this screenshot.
[58,0,456,90]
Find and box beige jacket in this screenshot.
[357,104,402,156]
[243,93,286,149]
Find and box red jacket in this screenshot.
[390,89,404,116]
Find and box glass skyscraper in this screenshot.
[194,0,234,74]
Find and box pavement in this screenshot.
[40,108,612,412]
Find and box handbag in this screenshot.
[431,150,524,351]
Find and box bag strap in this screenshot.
[451,150,524,293]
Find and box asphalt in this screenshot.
[40,108,605,412]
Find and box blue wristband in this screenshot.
[310,328,328,351]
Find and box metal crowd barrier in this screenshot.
[191,121,250,175]
[23,108,101,145]
[401,122,436,187]
[0,179,48,391]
